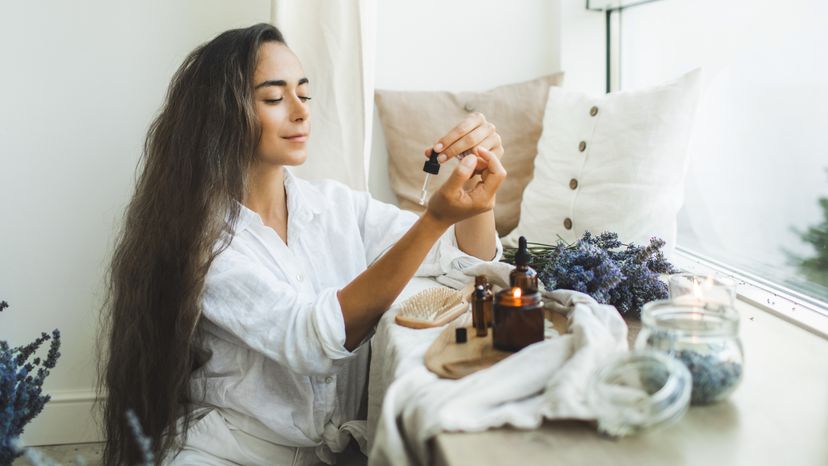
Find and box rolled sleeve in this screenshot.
[353,192,504,279]
[416,225,504,277]
[202,256,355,377]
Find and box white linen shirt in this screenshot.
[192,168,501,457]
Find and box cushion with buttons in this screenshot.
[503,69,701,257]
[375,73,565,237]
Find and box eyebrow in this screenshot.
[254,77,309,90]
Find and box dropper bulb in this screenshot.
[515,236,531,266]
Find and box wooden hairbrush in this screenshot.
[394,285,473,329]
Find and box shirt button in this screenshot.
[578,141,587,152]
[463,102,476,113]
[569,178,578,190]
[564,218,573,230]
[325,376,334,384]
[590,106,599,116]
[296,273,304,282]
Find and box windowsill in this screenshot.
[434,277,828,466]
[671,247,828,340]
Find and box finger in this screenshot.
[482,132,504,158]
[442,122,496,160]
[470,134,501,172]
[433,113,487,158]
[475,147,507,197]
[442,154,479,192]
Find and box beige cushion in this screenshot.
[375,73,565,237]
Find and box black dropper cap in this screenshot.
[423,149,440,175]
[515,236,531,267]
[474,285,486,300]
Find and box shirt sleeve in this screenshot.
[352,191,503,277]
[201,251,354,377]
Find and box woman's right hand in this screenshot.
[424,147,507,228]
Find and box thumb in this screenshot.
[442,155,477,192]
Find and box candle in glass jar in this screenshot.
[669,273,735,309]
[492,287,543,352]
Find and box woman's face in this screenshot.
[252,42,311,166]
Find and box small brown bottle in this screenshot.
[510,236,538,293]
[474,275,494,328]
[472,285,493,337]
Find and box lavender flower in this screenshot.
[1,301,62,464]
[503,232,678,317]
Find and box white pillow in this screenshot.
[503,69,701,257]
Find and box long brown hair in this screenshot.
[99,23,286,465]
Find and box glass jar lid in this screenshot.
[588,350,692,437]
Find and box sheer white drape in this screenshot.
[270,0,376,191]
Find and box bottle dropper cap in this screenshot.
[474,285,486,299]
[423,149,440,175]
[515,236,531,266]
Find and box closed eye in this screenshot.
[263,96,312,105]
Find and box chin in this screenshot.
[255,147,307,166]
[281,149,307,166]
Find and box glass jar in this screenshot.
[588,350,692,437]
[635,300,744,405]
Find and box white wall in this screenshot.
[369,0,566,203]
[0,0,270,445]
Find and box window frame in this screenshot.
[672,247,828,339]
[588,1,828,336]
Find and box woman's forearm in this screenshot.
[337,213,449,350]
[454,209,497,260]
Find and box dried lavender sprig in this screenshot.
[1,301,62,464]
[502,231,677,317]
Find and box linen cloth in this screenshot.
[367,262,629,466]
[190,167,502,464]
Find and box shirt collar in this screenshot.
[230,167,327,234]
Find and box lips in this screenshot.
[282,133,308,142]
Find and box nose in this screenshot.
[290,95,309,122]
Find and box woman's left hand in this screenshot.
[423,112,504,172]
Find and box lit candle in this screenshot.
[492,286,544,352]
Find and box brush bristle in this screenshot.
[399,287,464,322]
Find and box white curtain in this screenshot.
[271,0,376,191]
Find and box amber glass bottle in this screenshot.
[509,236,538,293]
[474,275,494,328]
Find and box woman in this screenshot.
[100,23,506,465]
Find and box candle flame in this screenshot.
[692,278,704,301]
[512,287,522,298]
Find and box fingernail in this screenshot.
[434,143,443,151]
[438,153,448,163]
[462,155,476,166]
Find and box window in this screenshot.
[611,0,828,307]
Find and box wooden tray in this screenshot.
[424,309,570,379]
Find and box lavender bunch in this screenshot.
[503,232,678,317]
[1,300,62,464]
